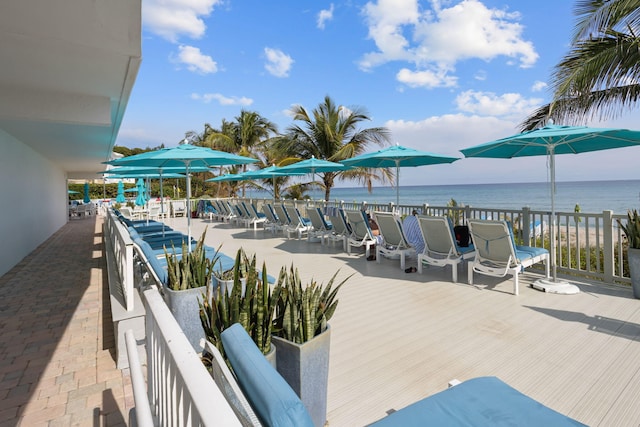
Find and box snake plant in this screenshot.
[199,248,280,357]
[273,265,349,344]
[164,228,215,291]
[618,209,640,249]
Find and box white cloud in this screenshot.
[264,47,294,77]
[396,67,457,88]
[191,93,253,106]
[455,90,542,119]
[317,4,335,29]
[174,45,218,74]
[532,80,548,92]
[359,0,538,88]
[143,0,221,42]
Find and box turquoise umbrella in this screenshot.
[105,143,257,247]
[461,124,640,293]
[135,178,146,207]
[68,190,80,194]
[237,165,305,200]
[115,181,126,203]
[275,156,346,200]
[341,144,459,207]
[83,182,91,203]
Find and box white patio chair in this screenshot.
[374,211,415,270]
[417,215,475,282]
[344,210,376,258]
[467,219,549,295]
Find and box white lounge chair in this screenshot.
[467,219,550,295]
[344,210,376,258]
[261,203,282,233]
[307,207,333,244]
[171,200,186,217]
[242,201,266,230]
[284,205,312,239]
[326,208,349,250]
[274,204,292,232]
[374,211,415,270]
[417,215,475,282]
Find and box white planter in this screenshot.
[272,325,331,427]
[215,277,247,296]
[164,285,207,351]
[628,247,640,299]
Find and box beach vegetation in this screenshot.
[521,0,640,130]
[271,95,392,201]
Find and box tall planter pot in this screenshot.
[628,247,640,299]
[164,285,207,351]
[271,325,331,427]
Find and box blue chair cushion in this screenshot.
[515,245,548,260]
[221,324,313,427]
[370,376,586,426]
[134,238,168,285]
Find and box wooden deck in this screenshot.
[175,216,640,427]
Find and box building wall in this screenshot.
[0,129,67,277]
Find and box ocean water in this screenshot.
[322,180,640,214]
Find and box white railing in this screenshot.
[125,329,154,427]
[105,210,135,311]
[226,197,631,286]
[142,286,241,427]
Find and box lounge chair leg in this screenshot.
[513,273,519,295]
[376,247,381,263]
[452,264,458,283]
[400,254,405,270]
[417,258,423,274]
[467,261,473,285]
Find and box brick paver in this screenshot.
[0,216,133,426]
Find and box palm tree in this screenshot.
[216,111,277,197]
[275,95,391,201]
[521,0,640,131]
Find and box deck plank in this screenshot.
[176,216,640,426]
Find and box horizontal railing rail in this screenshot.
[220,197,631,285]
[105,210,135,311]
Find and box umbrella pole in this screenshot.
[531,149,580,294]
[396,162,400,210]
[159,170,165,237]
[186,162,192,252]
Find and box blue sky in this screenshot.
[117,0,640,186]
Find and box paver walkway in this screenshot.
[0,216,133,426]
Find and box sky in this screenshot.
[116,0,640,187]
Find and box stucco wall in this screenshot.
[0,129,67,277]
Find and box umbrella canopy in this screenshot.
[115,181,126,203]
[341,144,459,206]
[206,173,249,182]
[106,143,257,246]
[67,190,80,194]
[83,182,91,203]
[239,165,305,199]
[135,178,146,207]
[275,156,346,200]
[460,124,640,293]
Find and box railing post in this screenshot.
[603,210,614,283]
[522,207,531,246]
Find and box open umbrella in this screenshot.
[83,182,91,203]
[275,156,346,200]
[106,142,257,247]
[100,165,207,223]
[341,144,459,207]
[115,181,126,203]
[238,165,306,200]
[67,190,80,194]
[461,123,640,294]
